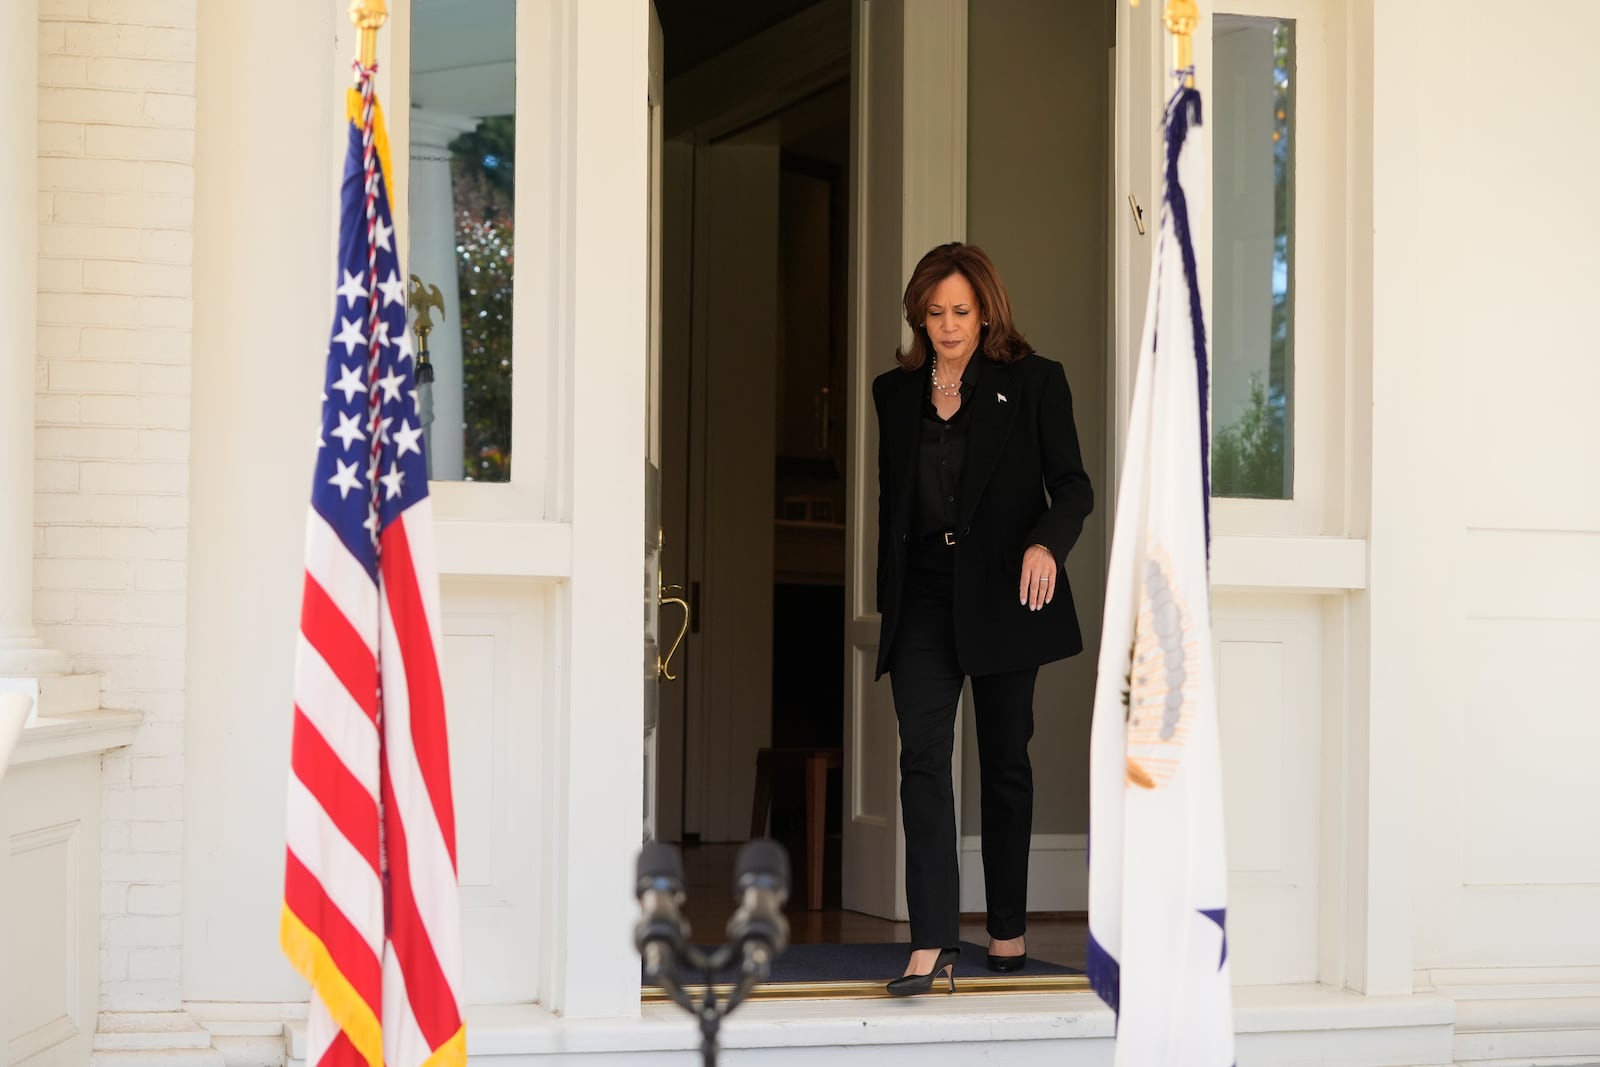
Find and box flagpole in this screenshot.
[1164,0,1198,86]
[1130,0,1201,86]
[350,0,387,68]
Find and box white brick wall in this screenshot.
[35,0,196,1014]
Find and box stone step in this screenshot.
[94,1012,215,1051]
[90,1048,225,1067]
[211,1033,288,1067]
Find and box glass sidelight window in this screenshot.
[409,0,516,482]
[1211,15,1295,500]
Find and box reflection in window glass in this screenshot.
[1212,16,1294,499]
[410,1,515,482]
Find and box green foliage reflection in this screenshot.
[449,115,515,482]
[1213,21,1293,500]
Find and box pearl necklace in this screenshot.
[931,357,964,399]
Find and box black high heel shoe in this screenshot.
[987,937,1027,973]
[986,950,1028,973]
[886,947,960,996]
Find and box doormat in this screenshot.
[642,941,1086,1001]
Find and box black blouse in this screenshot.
[912,356,979,537]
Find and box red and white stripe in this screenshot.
[376,500,464,1067]
[286,499,464,1067]
[287,508,387,1067]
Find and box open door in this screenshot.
[842,0,968,921]
[644,2,674,842]
[1113,0,1164,460]
[680,133,781,843]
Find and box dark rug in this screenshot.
[644,941,1082,986]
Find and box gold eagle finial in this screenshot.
[407,274,446,351]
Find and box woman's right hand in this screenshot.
[1019,544,1057,612]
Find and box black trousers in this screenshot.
[887,542,1038,949]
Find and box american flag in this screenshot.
[281,70,466,1067]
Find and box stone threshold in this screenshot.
[268,983,1455,1064]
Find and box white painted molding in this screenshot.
[8,709,140,768]
[1419,965,1600,991]
[1211,535,1368,592]
[434,518,572,579]
[1420,966,1600,1067]
[960,833,1087,913]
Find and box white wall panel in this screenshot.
[1417,557,1600,966]
[1218,641,1285,875]
[438,578,547,1005]
[443,631,498,889]
[6,823,78,1062]
[1213,594,1322,986]
[1464,350,1600,534]
[1403,39,1600,954]
[1465,530,1600,624]
[1463,618,1600,888]
[1,756,100,1067]
[1372,0,1600,983]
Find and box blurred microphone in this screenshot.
[634,842,689,975]
[726,839,789,973]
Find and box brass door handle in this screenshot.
[657,579,691,681]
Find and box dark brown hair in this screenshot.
[896,242,1029,370]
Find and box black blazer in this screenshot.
[873,352,1093,679]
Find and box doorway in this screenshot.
[652,0,854,880]
[650,0,1114,981]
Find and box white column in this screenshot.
[0,0,65,682]
[552,0,648,1018]
[1354,0,1416,996]
[408,109,478,481]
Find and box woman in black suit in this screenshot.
[874,243,1093,995]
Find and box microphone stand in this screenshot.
[636,841,788,1067]
[641,931,774,1066]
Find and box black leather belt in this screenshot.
[909,530,960,546]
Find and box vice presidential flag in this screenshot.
[281,68,466,1067]
[1086,81,1234,1066]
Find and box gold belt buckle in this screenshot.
[943,531,956,546]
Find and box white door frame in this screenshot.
[841,0,969,921]
[380,0,654,1018]
[1115,0,1386,993]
